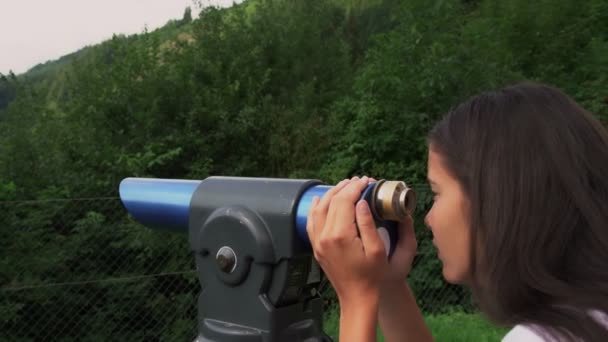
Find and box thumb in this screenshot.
[399,215,415,238]
[355,200,384,256]
[397,215,417,248]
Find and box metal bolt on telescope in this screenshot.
[119,176,416,342]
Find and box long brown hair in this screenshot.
[428,82,608,340]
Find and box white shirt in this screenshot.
[502,325,546,342]
[501,310,608,342]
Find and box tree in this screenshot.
[182,6,192,24]
[0,72,17,111]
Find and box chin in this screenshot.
[442,266,466,285]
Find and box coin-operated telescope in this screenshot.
[119,177,416,342]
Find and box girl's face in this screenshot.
[425,147,472,284]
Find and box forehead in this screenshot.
[427,148,452,182]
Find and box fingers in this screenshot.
[309,175,375,248]
[311,178,347,236]
[327,176,371,237]
[355,200,385,259]
[335,176,370,202]
[315,179,351,217]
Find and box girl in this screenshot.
[306,82,608,341]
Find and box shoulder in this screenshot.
[502,324,547,342]
[502,310,608,342]
[590,309,608,325]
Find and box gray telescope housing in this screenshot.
[189,177,327,341]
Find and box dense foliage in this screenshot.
[1,0,607,339]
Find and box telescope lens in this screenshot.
[400,187,416,216]
[373,180,416,221]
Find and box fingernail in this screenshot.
[357,200,369,213]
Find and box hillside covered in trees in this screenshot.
[1,0,607,340]
[2,0,607,200]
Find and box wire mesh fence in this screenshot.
[1,188,471,341]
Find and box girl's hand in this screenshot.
[306,176,389,305]
[383,215,417,287]
[366,177,418,287]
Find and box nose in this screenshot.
[424,211,432,230]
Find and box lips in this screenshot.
[432,240,441,259]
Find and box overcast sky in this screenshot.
[0,0,239,75]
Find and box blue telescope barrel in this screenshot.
[294,184,331,244]
[119,177,330,244]
[119,178,201,232]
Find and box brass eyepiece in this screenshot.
[372,180,416,221]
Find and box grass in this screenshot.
[323,309,509,341]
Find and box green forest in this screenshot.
[1,0,607,340]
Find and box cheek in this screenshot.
[425,205,440,241]
[449,223,471,279]
[428,198,472,283]
[427,201,450,243]
[427,203,451,258]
